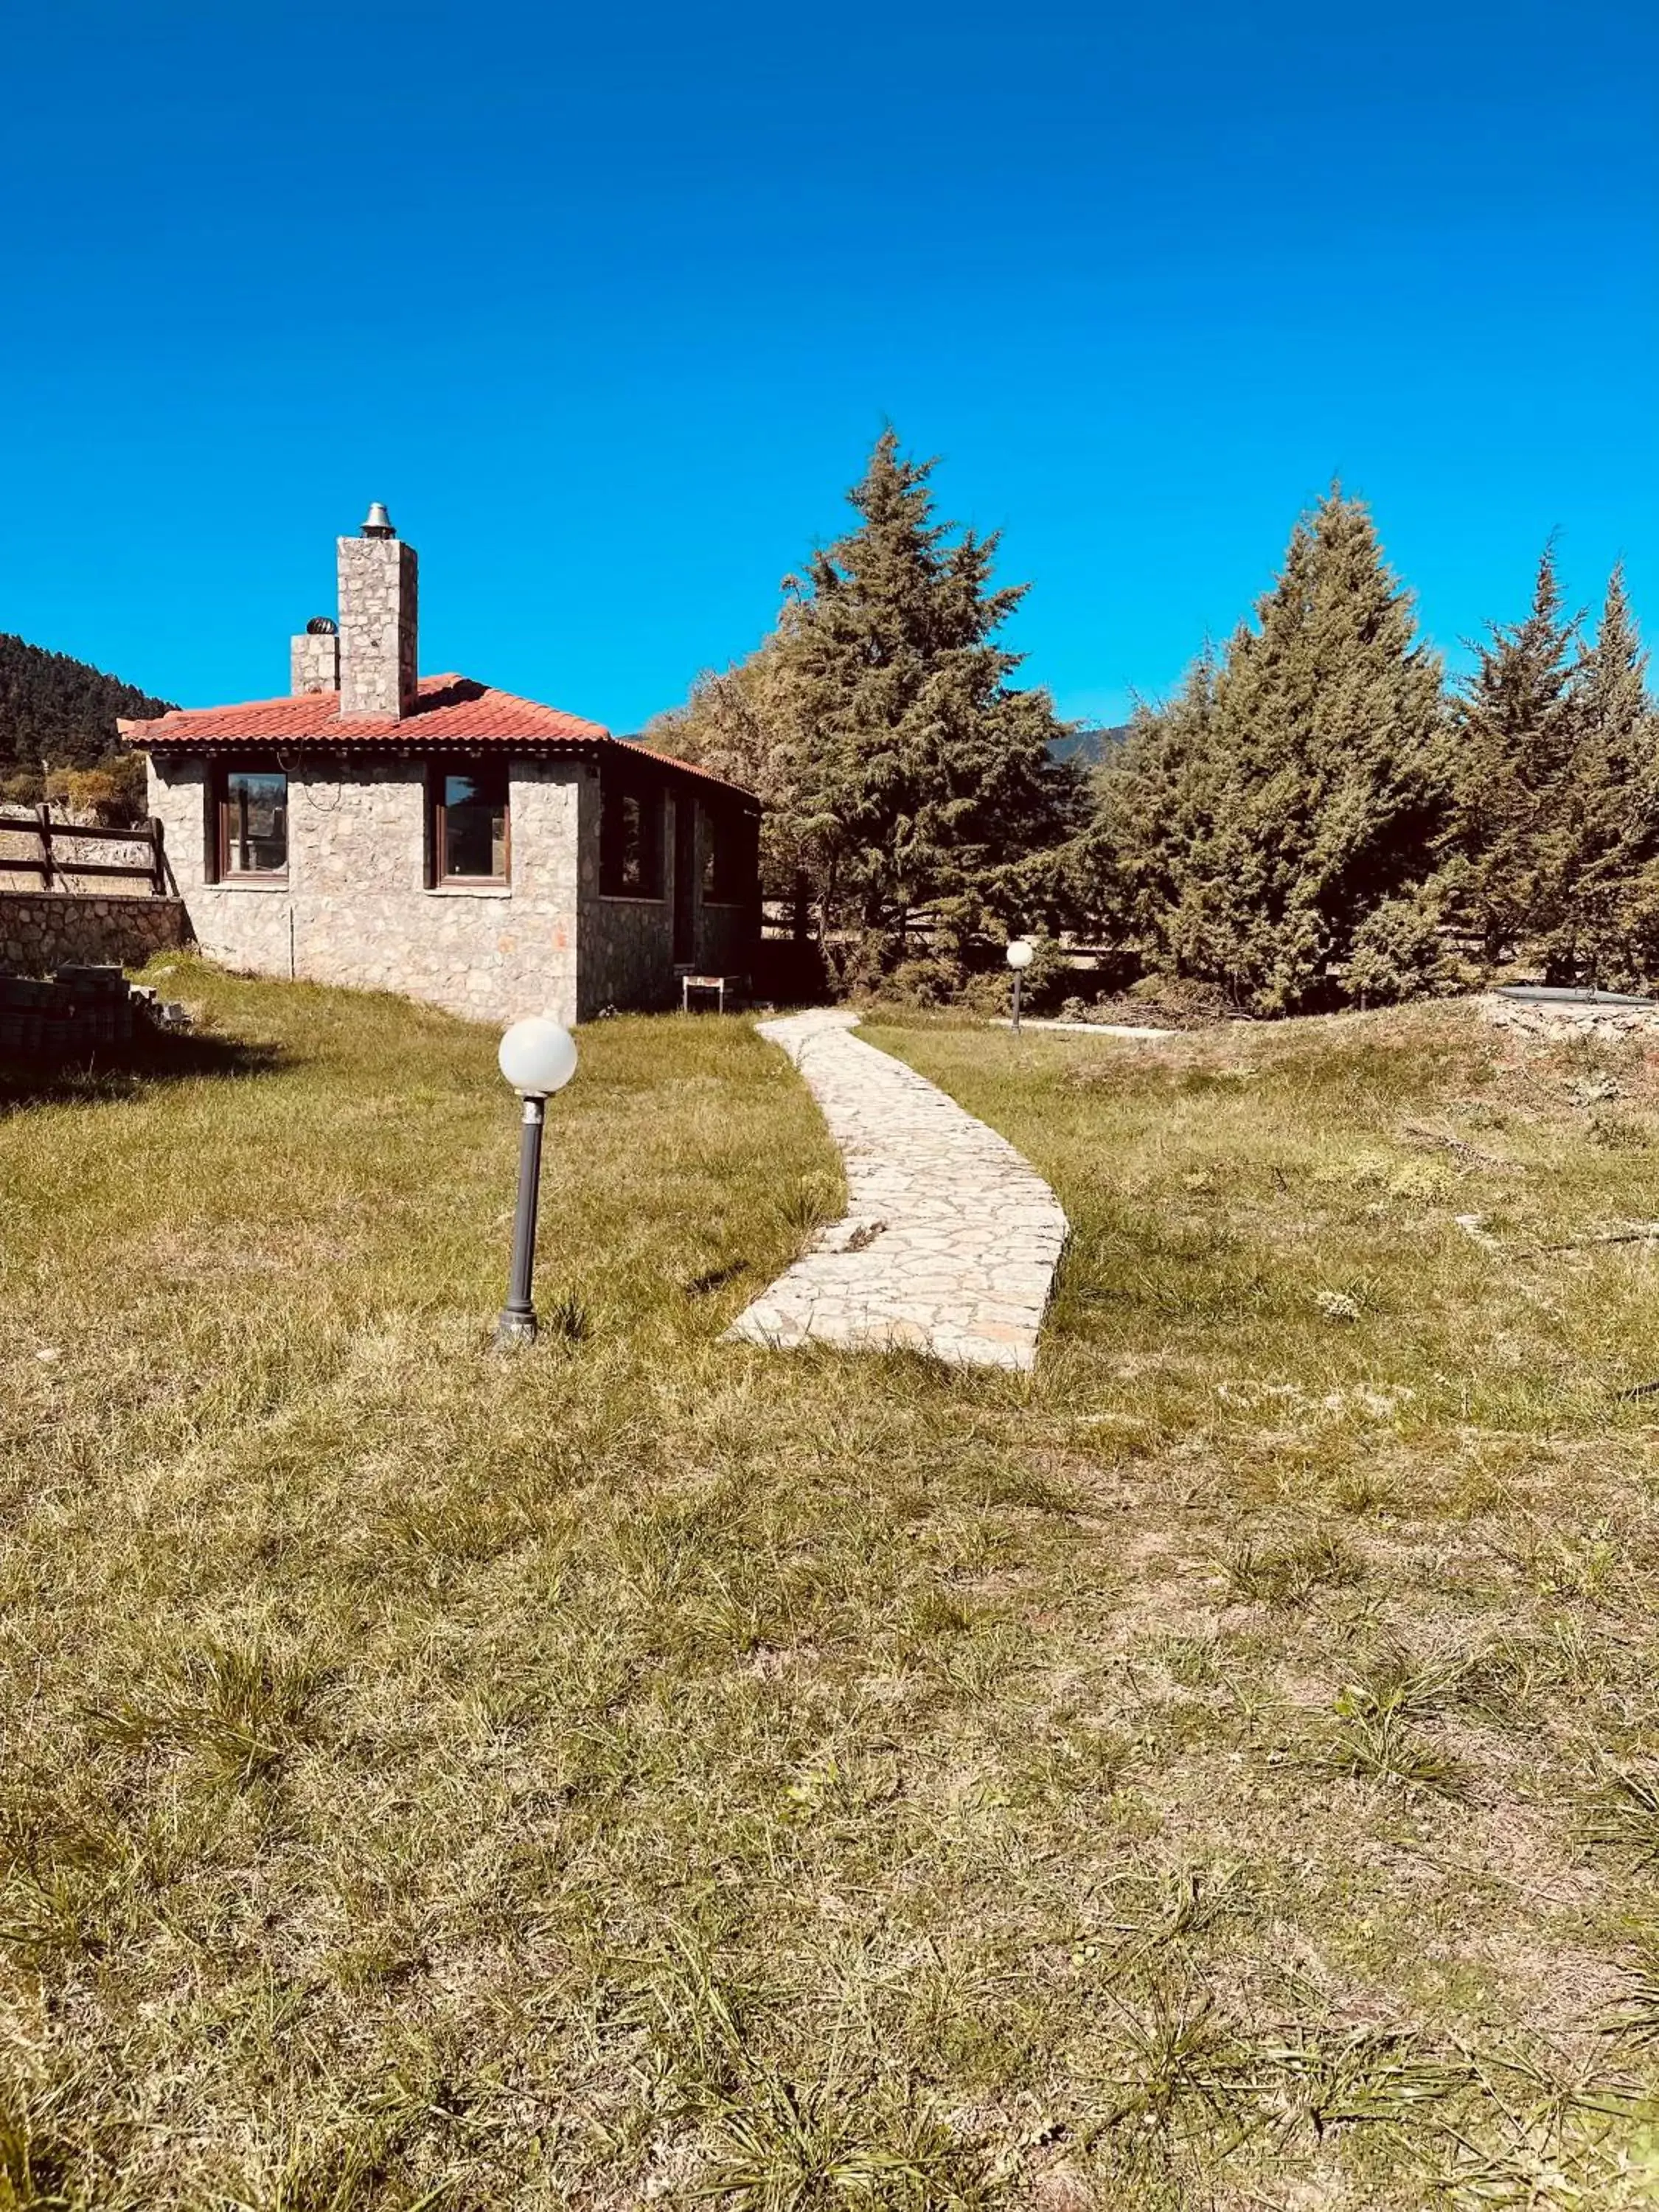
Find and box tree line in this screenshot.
[0,633,170,820]
[653,431,1657,1013]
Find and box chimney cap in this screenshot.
[361,501,396,538]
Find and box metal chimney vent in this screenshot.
[362,502,395,538]
[306,615,338,635]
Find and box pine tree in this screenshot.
[0,633,173,794]
[1082,651,1217,970]
[650,431,1084,969]
[1130,490,1452,1013]
[1534,566,1659,986]
[779,431,1084,956]
[1450,545,1580,966]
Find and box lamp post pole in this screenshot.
[1006,937,1034,1034]
[494,1015,579,1351]
[496,1095,547,1347]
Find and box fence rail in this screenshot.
[0,809,170,896]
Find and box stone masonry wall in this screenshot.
[291,632,340,695]
[576,778,761,1017]
[0,892,187,978]
[147,756,582,1026]
[337,537,417,717]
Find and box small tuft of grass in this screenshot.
[1583,1767,1659,1870]
[90,1639,327,1792]
[1224,1528,1364,1607]
[543,1289,591,1343]
[692,2069,978,2208]
[774,1172,841,1247]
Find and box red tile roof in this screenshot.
[120,675,756,799]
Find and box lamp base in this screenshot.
[493,1307,538,1349]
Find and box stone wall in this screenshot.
[585,894,677,1014]
[337,535,418,717]
[575,777,760,1017]
[147,751,761,1028]
[147,755,582,1026]
[0,892,187,978]
[291,631,340,695]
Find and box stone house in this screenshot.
[122,506,760,1026]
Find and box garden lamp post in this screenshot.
[494,1015,579,1349]
[1006,937,1034,1034]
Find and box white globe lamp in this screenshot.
[494,1015,580,1348]
[498,1015,578,1098]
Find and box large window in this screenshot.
[703,807,758,905]
[431,763,509,883]
[214,764,288,879]
[600,782,664,897]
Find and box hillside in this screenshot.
[1050,718,1129,766]
[0,633,173,785]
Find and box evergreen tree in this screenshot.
[650,432,1084,967]
[1082,651,1218,970]
[779,431,1084,955]
[0,633,172,792]
[1534,566,1659,986]
[1124,490,1452,1013]
[1449,544,1581,965]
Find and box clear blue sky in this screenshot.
[2,0,1654,734]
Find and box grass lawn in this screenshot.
[5,961,1659,2208]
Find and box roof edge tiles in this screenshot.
[120,675,757,801]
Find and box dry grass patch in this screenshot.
[4,973,1659,2204]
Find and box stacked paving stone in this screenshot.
[727,1009,1069,1371]
[1481,992,1659,1043]
[0,966,184,1058]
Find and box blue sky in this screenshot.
[1,0,1654,734]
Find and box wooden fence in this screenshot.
[0,809,170,896]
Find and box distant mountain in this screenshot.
[0,634,174,782]
[1050,722,1130,768]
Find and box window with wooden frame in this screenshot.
[599,779,664,897]
[428,762,510,885]
[703,806,758,905]
[211,760,288,880]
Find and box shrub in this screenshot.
[884,955,967,1008]
[43,754,147,826]
[0,771,44,810]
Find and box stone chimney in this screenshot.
[291,619,340,696]
[336,502,418,718]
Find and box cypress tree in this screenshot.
[1149,490,1450,1013]
[1450,545,1580,966]
[1535,566,1659,986]
[1084,651,1218,972]
[781,430,1084,955]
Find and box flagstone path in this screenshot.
[726,1009,1069,1371]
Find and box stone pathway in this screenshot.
[726,1010,1069,1371]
